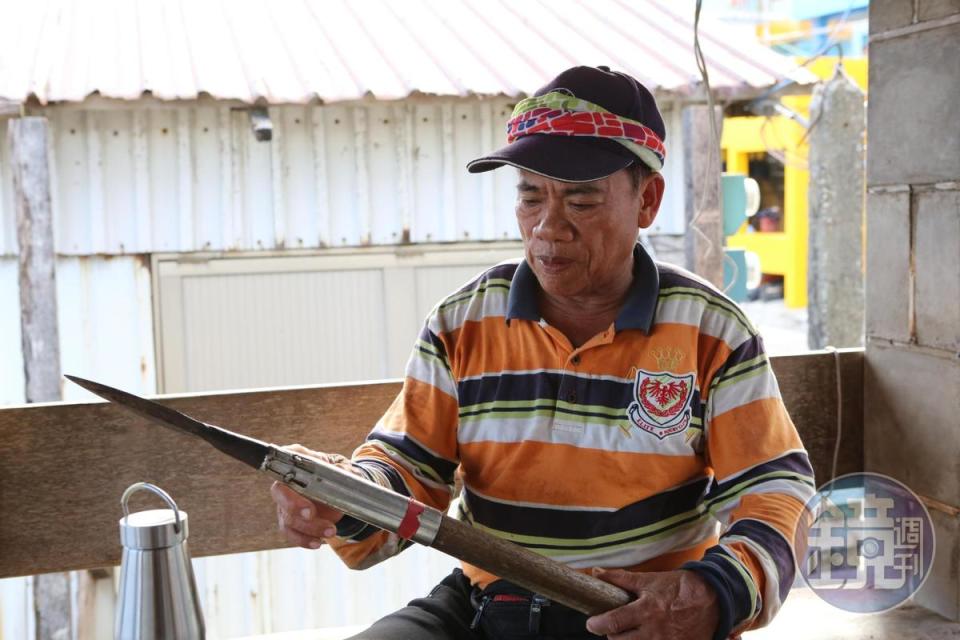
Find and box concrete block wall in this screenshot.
[865,0,960,621]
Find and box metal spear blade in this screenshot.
[65,374,270,469]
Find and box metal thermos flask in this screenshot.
[116,482,205,639]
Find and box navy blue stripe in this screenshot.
[708,451,815,501]
[365,432,459,485]
[463,476,710,542]
[719,335,765,375]
[683,547,751,640]
[725,519,796,602]
[458,371,703,422]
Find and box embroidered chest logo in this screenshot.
[627,348,695,439]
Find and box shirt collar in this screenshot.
[506,243,660,333]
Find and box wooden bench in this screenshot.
[0,349,864,580]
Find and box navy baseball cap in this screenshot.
[467,65,666,182]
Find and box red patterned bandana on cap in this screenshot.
[506,91,666,171]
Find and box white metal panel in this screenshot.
[0,125,16,257]
[0,576,32,640]
[56,256,157,402]
[650,106,687,235]
[0,259,25,406]
[155,244,523,394]
[2,256,154,406]
[0,0,816,105]
[178,267,390,392]
[192,545,457,638]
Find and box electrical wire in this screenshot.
[691,0,739,294]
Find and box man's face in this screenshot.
[515,168,663,301]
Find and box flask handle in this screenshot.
[121,482,183,534]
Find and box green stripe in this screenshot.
[718,551,759,616]
[375,441,446,485]
[438,279,512,311]
[712,364,769,393]
[705,471,817,513]
[414,343,451,373]
[719,354,768,380]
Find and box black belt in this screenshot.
[469,580,601,639]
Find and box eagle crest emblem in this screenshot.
[627,369,695,439]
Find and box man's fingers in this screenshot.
[592,567,644,592]
[271,481,315,514]
[277,505,338,538]
[586,602,642,637]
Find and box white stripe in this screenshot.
[458,413,698,457]
[405,347,459,399]
[427,281,510,334]
[458,367,635,385]
[552,517,720,569]
[655,295,753,351]
[464,484,617,513]
[710,366,782,417]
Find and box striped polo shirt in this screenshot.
[330,244,815,635]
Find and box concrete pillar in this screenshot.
[807,70,865,349]
[865,2,960,621]
[682,105,724,288]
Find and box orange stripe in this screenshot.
[722,540,767,605]
[441,318,737,390]
[376,378,459,462]
[328,530,390,568]
[730,493,807,542]
[460,440,704,508]
[707,398,803,479]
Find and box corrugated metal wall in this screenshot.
[0,98,686,260]
[0,96,687,638]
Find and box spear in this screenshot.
[65,375,631,615]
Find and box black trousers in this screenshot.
[346,569,604,640]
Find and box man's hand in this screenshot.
[270,444,351,549]
[586,569,719,640]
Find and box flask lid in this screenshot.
[118,483,189,550]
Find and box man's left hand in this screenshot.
[586,569,719,640]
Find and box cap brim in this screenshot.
[466,135,636,183]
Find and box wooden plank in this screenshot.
[0,381,401,579]
[770,348,865,485]
[0,350,863,580]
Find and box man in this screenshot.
[272,66,815,640]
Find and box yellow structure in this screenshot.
[723,57,867,308]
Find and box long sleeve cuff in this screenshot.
[334,515,378,540]
[683,549,756,640]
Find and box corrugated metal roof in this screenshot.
[0,0,815,105]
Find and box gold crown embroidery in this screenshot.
[651,347,684,371]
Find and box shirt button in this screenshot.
[571,355,581,365]
[568,390,577,403]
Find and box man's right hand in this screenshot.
[270,444,347,549]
